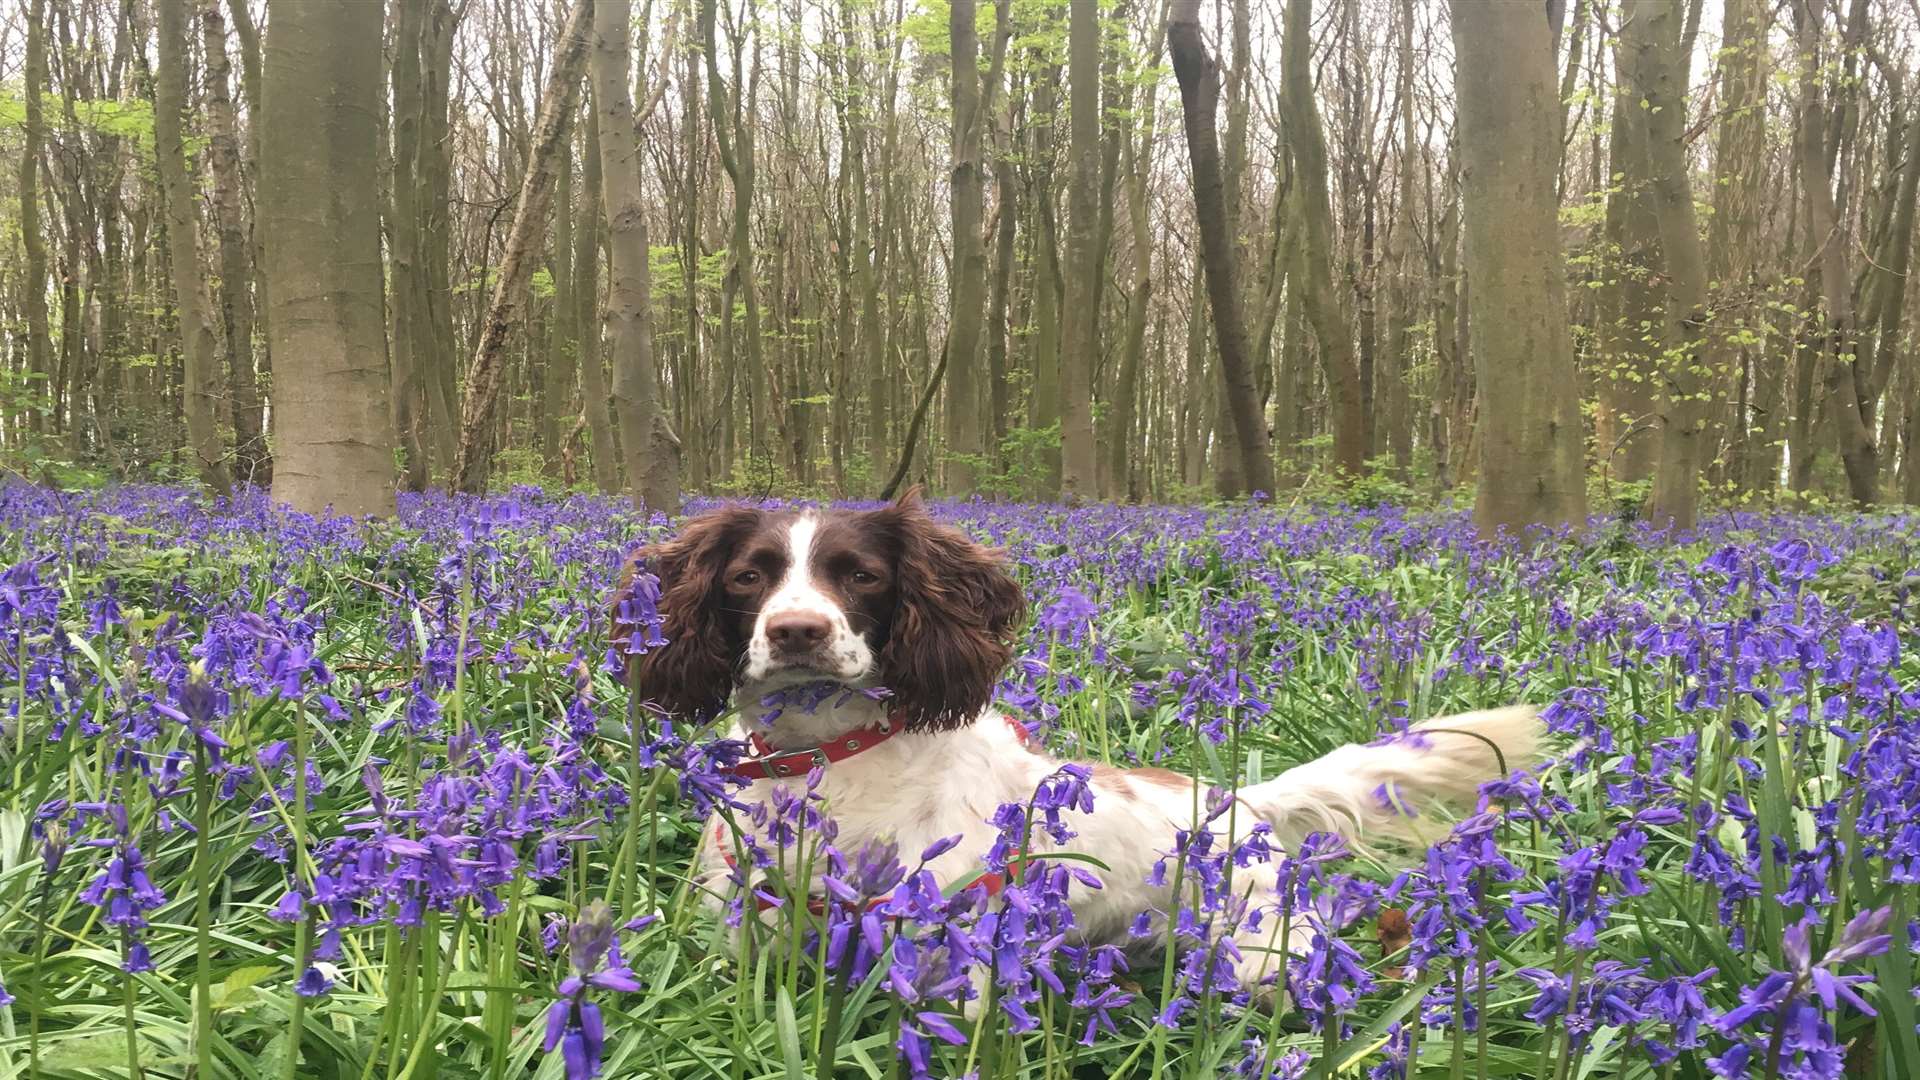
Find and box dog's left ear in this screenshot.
[870,490,1026,730]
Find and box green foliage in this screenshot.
[648,244,684,300]
[966,421,1061,498]
[0,89,158,155]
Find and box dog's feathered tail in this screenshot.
[1238,705,1541,850]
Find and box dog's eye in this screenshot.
[732,570,761,587]
[848,570,878,586]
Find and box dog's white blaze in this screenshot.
[741,514,875,684]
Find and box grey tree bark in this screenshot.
[262,0,393,515]
[593,0,679,510]
[1169,0,1273,496]
[1623,0,1713,531]
[1449,0,1589,538]
[451,0,593,493]
[1057,0,1100,499]
[1281,0,1366,478]
[201,0,267,486]
[17,0,53,440]
[154,0,233,495]
[941,0,1008,493]
[577,108,620,494]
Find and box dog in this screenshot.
[612,491,1538,995]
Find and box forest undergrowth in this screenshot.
[0,484,1915,1079]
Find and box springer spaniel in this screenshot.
[613,492,1538,996]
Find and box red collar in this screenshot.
[727,711,1032,781]
[717,712,1039,910]
[728,710,906,781]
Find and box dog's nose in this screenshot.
[766,612,831,653]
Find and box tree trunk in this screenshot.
[17,0,53,442]
[594,0,679,511]
[545,128,578,479]
[945,0,986,492]
[941,0,1010,494]
[1624,0,1713,531]
[1026,56,1065,496]
[226,0,269,400]
[1281,0,1366,478]
[201,0,267,486]
[451,0,592,493]
[154,0,233,495]
[262,0,392,514]
[1449,0,1588,537]
[1902,351,1920,503]
[1169,0,1273,496]
[702,0,768,471]
[418,0,462,473]
[984,101,1019,464]
[389,0,431,492]
[1791,0,1879,507]
[1382,0,1417,478]
[1109,79,1158,504]
[577,107,620,494]
[1057,0,1100,499]
[1712,0,1774,495]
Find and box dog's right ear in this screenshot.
[611,507,763,722]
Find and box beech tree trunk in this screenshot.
[1281,0,1366,478]
[1449,0,1588,537]
[201,0,267,486]
[1712,0,1774,494]
[544,129,578,478]
[17,0,53,441]
[941,0,1008,494]
[1057,0,1100,500]
[390,0,431,491]
[1624,0,1713,531]
[154,0,232,496]
[262,0,392,515]
[1110,75,1159,504]
[1169,0,1273,496]
[593,0,679,511]
[702,0,768,469]
[451,0,593,493]
[577,108,620,494]
[1792,0,1880,507]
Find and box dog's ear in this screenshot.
[612,507,763,722]
[868,497,1025,730]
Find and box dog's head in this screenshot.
[611,491,1025,730]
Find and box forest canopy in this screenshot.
[1,0,1917,535]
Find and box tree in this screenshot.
[1169,0,1272,496]
[1711,0,1775,494]
[201,0,268,485]
[1057,0,1101,500]
[16,0,53,442]
[1449,0,1588,538]
[153,0,232,496]
[942,0,1009,494]
[391,0,432,492]
[1791,0,1880,507]
[1280,0,1366,478]
[593,0,679,510]
[451,0,594,494]
[261,0,393,515]
[702,0,769,471]
[578,108,621,493]
[1622,0,1712,530]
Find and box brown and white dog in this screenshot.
[614,492,1537,992]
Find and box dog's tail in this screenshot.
[1236,705,1541,850]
